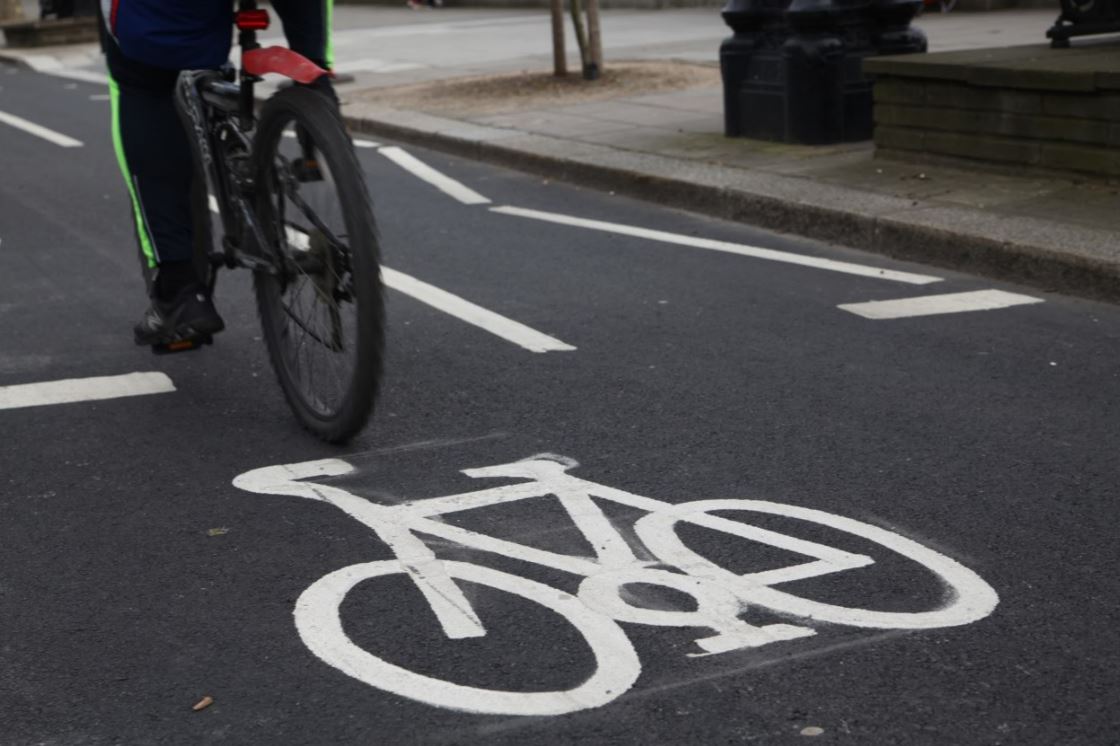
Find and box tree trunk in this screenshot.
[550,0,567,76]
[568,0,595,78]
[586,0,603,79]
[568,0,594,80]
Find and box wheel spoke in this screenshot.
[251,99,383,441]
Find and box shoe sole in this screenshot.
[134,317,226,347]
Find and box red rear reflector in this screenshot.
[235,9,270,30]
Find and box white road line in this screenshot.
[46,69,111,86]
[382,267,575,353]
[380,147,491,205]
[211,189,562,352]
[492,206,942,285]
[211,196,308,252]
[283,130,379,148]
[0,372,175,411]
[209,195,564,351]
[0,109,83,148]
[286,226,310,250]
[16,53,110,86]
[838,289,1044,319]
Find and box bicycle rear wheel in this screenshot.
[252,87,384,443]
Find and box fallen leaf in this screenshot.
[207,528,230,537]
[192,696,214,712]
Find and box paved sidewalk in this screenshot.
[3,7,1116,300]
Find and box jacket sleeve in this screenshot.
[271,0,332,69]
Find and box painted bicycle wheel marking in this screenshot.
[233,456,999,716]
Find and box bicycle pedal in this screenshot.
[151,335,213,355]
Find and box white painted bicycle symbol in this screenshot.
[234,455,998,717]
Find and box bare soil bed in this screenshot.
[358,60,721,116]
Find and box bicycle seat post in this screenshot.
[236,0,263,130]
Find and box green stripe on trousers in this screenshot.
[108,77,159,269]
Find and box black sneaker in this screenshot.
[134,284,225,347]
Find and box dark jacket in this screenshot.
[105,1,328,71]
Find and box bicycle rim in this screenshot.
[253,88,384,442]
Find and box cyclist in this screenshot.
[100,1,336,347]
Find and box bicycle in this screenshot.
[234,455,1000,717]
[171,0,384,443]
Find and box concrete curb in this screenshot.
[343,102,1120,303]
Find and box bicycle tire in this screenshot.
[294,560,641,716]
[252,87,384,443]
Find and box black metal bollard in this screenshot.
[873,0,927,54]
[720,0,788,140]
[720,0,925,144]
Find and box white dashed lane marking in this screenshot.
[0,372,175,411]
[14,53,110,86]
[490,206,943,285]
[838,289,1045,320]
[0,109,83,148]
[207,197,572,353]
[282,131,378,148]
[382,267,576,353]
[379,146,492,205]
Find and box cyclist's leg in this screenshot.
[271,0,333,71]
[104,39,196,296]
[269,0,339,179]
[104,38,222,344]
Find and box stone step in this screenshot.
[866,40,1120,92]
[0,17,98,48]
[867,41,1120,180]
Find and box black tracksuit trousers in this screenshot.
[103,3,330,296]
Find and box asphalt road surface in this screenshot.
[2,66,1119,745]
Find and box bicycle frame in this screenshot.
[234,456,876,649]
[236,455,1001,633]
[173,0,331,281]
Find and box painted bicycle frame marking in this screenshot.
[234,455,999,716]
